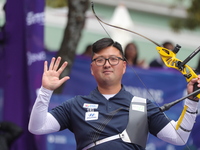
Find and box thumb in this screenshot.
[59,76,70,85]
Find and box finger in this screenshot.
[44,61,48,72]
[60,76,70,85]
[197,77,200,87]
[53,56,61,71]
[190,78,198,84]
[49,57,56,70]
[57,61,68,75]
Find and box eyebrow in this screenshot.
[93,53,119,58]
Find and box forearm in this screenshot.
[157,99,198,145]
[28,86,60,135]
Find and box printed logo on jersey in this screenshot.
[132,104,145,112]
[83,103,98,109]
[85,112,99,121]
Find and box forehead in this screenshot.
[93,46,121,58]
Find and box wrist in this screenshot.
[185,98,199,112]
[188,96,199,102]
[41,86,54,92]
[40,86,54,96]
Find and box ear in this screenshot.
[90,63,94,75]
[123,61,127,74]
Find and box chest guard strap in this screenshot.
[120,96,148,148]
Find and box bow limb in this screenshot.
[91,2,160,47]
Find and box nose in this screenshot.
[104,59,111,67]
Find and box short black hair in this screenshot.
[162,41,173,48]
[91,38,124,58]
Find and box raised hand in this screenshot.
[42,57,70,91]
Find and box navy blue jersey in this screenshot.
[50,86,170,150]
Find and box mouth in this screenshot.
[103,70,113,74]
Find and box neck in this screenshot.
[98,84,122,94]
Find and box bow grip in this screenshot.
[193,82,200,99]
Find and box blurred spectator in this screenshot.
[0,121,23,150]
[124,42,146,68]
[80,44,92,58]
[149,41,174,68]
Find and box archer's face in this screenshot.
[90,46,126,86]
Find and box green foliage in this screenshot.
[46,0,68,8]
[170,0,200,32]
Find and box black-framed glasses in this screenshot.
[92,56,124,66]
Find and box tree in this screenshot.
[170,0,200,32]
[46,0,90,93]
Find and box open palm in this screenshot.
[42,57,70,91]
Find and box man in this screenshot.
[29,38,199,150]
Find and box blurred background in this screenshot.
[0,0,200,150]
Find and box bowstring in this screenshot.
[91,2,192,150]
[97,17,112,39]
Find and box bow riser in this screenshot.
[156,46,200,98]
